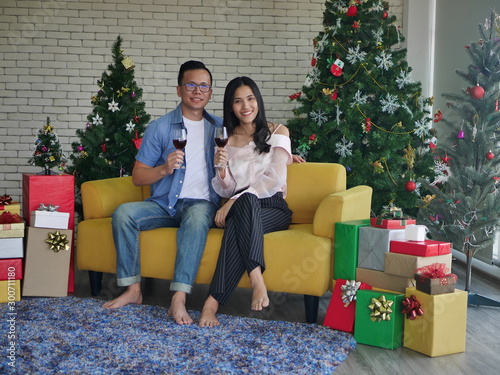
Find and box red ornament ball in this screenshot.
[404,181,417,192]
[486,151,494,160]
[382,10,388,19]
[470,85,485,99]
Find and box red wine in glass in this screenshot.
[173,139,187,149]
[214,137,228,147]
[214,127,228,168]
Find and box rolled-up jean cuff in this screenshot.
[170,282,192,294]
[117,275,141,287]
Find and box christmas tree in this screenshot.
[287,0,436,217]
[66,36,150,201]
[418,9,500,292]
[28,117,67,175]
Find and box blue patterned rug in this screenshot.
[1,297,355,374]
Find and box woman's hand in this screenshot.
[215,147,228,168]
[292,154,306,163]
[215,199,235,228]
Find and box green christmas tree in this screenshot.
[28,117,67,175]
[287,0,436,217]
[418,9,500,292]
[66,36,150,203]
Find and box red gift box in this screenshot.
[0,258,23,280]
[390,240,451,257]
[22,173,75,292]
[370,218,416,229]
[323,279,372,333]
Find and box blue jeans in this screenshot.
[111,199,218,293]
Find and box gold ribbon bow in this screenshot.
[45,231,70,253]
[368,295,393,322]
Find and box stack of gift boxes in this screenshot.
[0,197,23,303]
[22,174,75,298]
[0,174,75,304]
[325,214,468,357]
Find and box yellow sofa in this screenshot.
[76,162,372,322]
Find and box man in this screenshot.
[103,60,222,325]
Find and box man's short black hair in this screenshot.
[178,60,213,86]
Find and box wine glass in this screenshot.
[173,128,187,169]
[214,127,228,168]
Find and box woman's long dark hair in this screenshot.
[223,76,271,154]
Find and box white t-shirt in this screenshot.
[179,117,210,200]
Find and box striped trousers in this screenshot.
[208,192,292,306]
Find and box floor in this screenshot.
[72,258,500,375]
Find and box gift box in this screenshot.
[370,217,416,229]
[0,238,23,259]
[390,240,451,257]
[22,173,75,293]
[354,289,405,349]
[356,267,415,293]
[323,279,372,333]
[405,224,428,241]
[358,226,405,271]
[0,202,21,215]
[0,222,25,238]
[414,274,456,295]
[0,259,23,280]
[384,252,452,278]
[31,210,70,230]
[333,220,370,280]
[403,287,467,356]
[22,227,72,297]
[0,279,21,303]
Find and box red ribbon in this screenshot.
[0,194,13,206]
[402,295,424,320]
[0,211,23,224]
[415,262,458,283]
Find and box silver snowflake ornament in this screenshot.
[380,93,400,114]
[92,114,103,126]
[125,120,135,132]
[310,109,328,127]
[346,45,367,64]
[335,137,354,158]
[375,51,394,71]
[108,99,120,113]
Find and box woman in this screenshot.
[199,76,293,327]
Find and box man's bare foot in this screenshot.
[199,296,220,327]
[249,267,269,311]
[167,292,193,325]
[102,283,142,309]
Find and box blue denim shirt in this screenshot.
[136,104,222,215]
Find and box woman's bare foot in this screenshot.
[249,267,269,311]
[102,283,143,309]
[167,291,193,325]
[199,296,220,327]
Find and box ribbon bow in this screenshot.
[45,231,70,252]
[0,194,13,206]
[37,203,59,212]
[0,211,23,224]
[368,295,393,322]
[379,203,406,219]
[401,295,424,320]
[415,263,458,283]
[341,280,361,307]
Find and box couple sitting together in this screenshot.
[102,60,304,327]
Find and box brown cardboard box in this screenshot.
[22,227,72,297]
[384,252,452,278]
[356,267,415,293]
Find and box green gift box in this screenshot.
[354,289,405,349]
[334,219,370,280]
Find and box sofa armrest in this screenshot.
[81,176,145,220]
[313,185,373,239]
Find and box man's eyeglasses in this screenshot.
[183,83,212,93]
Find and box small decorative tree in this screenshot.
[28,117,67,175]
[417,9,500,306]
[287,0,437,217]
[66,36,150,215]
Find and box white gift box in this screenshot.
[405,224,428,242]
[0,237,24,258]
[30,211,70,230]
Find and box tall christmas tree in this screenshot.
[28,117,67,175]
[287,0,436,217]
[66,36,150,204]
[418,9,500,297]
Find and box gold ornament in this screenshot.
[122,57,135,71]
[403,144,415,169]
[45,231,70,252]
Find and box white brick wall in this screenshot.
[0,0,404,201]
